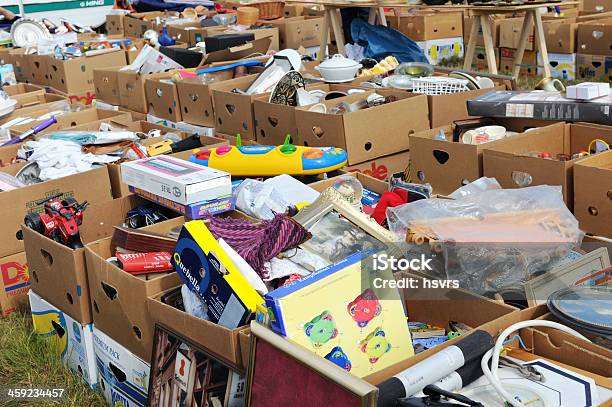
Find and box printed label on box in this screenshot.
[29,291,97,388]
[93,327,150,407]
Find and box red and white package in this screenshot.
[116,251,173,275]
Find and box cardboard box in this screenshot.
[499,17,535,50]
[177,73,258,128]
[106,14,125,35]
[410,122,559,195]
[483,122,612,207]
[11,92,65,110]
[117,70,175,114]
[8,108,132,138]
[345,149,411,181]
[284,4,304,17]
[582,0,611,12]
[46,87,97,106]
[537,52,577,80]
[253,83,368,146]
[543,19,578,53]
[0,166,114,260]
[202,37,272,65]
[28,290,97,387]
[93,326,150,407]
[295,90,430,165]
[22,54,51,86]
[467,90,612,125]
[246,304,611,406]
[85,227,182,360]
[463,15,503,47]
[577,18,612,55]
[3,83,45,97]
[0,101,64,128]
[576,53,612,82]
[245,281,516,406]
[207,26,280,51]
[213,75,270,140]
[144,78,182,122]
[5,49,29,83]
[0,252,29,317]
[47,51,127,94]
[470,46,500,72]
[573,149,612,237]
[148,285,249,371]
[269,17,325,49]
[93,67,124,106]
[427,86,506,129]
[23,193,144,325]
[123,12,163,37]
[499,47,537,76]
[390,11,463,41]
[417,37,464,65]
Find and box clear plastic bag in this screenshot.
[181,284,209,321]
[448,177,501,200]
[234,179,290,220]
[387,185,583,294]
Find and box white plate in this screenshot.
[0,99,17,118]
[450,71,480,90]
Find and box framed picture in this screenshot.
[525,247,611,306]
[293,187,402,266]
[245,321,378,407]
[148,324,246,407]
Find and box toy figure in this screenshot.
[304,311,338,347]
[360,327,391,364]
[347,288,382,328]
[324,346,352,372]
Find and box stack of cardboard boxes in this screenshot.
[0,86,228,405]
[389,11,465,65]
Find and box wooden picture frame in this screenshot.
[524,247,611,307]
[293,186,403,260]
[245,321,378,407]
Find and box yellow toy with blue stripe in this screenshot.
[189,134,348,176]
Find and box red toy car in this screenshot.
[16,193,88,249]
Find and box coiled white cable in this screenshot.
[481,320,590,407]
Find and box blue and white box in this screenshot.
[29,290,97,388]
[93,327,150,407]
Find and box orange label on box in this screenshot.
[1,260,30,298]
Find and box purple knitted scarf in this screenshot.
[207,213,310,279]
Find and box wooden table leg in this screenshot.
[532,9,551,78]
[318,8,331,61]
[480,14,498,74]
[368,8,376,24]
[463,15,480,71]
[378,7,387,26]
[329,6,346,56]
[512,11,534,79]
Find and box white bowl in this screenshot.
[315,64,362,82]
[315,54,362,82]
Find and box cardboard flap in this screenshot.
[202,38,272,64]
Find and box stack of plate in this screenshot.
[547,286,612,347]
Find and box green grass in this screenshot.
[0,306,106,407]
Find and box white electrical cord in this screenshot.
[481,320,590,407]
